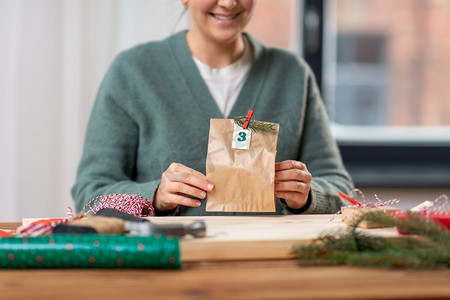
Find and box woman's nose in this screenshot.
[217,0,237,10]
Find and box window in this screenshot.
[304,0,450,187]
[334,33,388,126]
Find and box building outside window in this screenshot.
[326,0,450,130]
[248,0,450,187]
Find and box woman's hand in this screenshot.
[275,160,312,210]
[154,163,214,212]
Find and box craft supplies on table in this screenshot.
[2,190,448,269]
[395,194,450,234]
[341,206,400,228]
[338,190,401,228]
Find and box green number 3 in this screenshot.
[237,132,247,142]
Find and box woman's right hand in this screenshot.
[154,163,214,212]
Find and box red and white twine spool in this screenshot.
[81,193,155,217]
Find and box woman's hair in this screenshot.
[171,3,189,34]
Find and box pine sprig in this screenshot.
[292,211,450,269]
[233,116,277,133]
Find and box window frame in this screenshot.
[301,0,450,187]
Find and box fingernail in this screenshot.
[200,191,206,198]
[207,184,214,191]
[196,201,201,207]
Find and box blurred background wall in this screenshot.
[1,0,191,221]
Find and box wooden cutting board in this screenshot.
[147,215,401,262]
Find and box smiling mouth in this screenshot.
[210,13,239,21]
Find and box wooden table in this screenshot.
[1,215,449,300]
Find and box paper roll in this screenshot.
[0,234,180,269]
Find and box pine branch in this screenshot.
[292,211,450,269]
[233,116,277,133]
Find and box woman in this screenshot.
[71,0,353,216]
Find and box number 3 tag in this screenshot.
[232,123,252,150]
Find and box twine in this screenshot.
[16,208,76,237]
[343,188,400,208]
[16,194,153,237]
[412,194,449,225]
[422,194,449,214]
[81,193,154,217]
[332,189,401,221]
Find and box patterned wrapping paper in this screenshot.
[0,234,181,269]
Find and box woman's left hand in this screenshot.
[275,160,312,210]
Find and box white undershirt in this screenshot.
[192,38,253,117]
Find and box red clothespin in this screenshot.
[338,191,362,206]
[242,109,253,129]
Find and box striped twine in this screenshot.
[332,189,400,221]
[428,194,449,214]
[16,218,70,237]
[15,207,77,237]
[81,193,154,217]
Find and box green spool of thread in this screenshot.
[0,234,181,269]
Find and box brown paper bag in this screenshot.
[205,118,279,212]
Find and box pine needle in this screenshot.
[233,116,277,133]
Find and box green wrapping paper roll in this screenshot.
[0,234,181,269]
